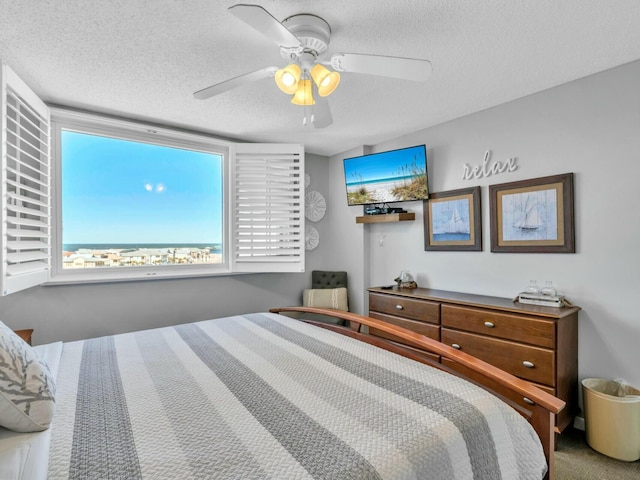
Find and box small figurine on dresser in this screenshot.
[394,270,418,289]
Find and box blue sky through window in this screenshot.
[61,130,223,246]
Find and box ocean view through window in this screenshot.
[0,73,303,293]
[60,130,224,270]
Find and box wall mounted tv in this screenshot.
[343,144,428,206]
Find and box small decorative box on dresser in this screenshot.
[368,286,580,433]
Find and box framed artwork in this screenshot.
[489,173,575,253]
[423,186,482,251]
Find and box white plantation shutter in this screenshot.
[232,143,304,272]
[0,63,51,295]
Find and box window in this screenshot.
[0,62,304,294]
[60,130,224,270]
[52,113,228,282]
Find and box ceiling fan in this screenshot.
[194,4,432,127]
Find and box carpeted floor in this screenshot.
[555,428,640,479]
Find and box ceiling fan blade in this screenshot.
[229,4,302,49]
[194,67,278,100]
[329,53,432,82]
[312,96,333,128]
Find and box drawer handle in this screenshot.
[523,397,535,405]
[451,343,461,350]
[395,304,404,310]
[483,321,495,328]
[522,360,535,368]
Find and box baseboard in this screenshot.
[573,415,585,431]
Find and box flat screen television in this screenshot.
[343,144,428,206]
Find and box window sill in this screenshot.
[45,265,234,286]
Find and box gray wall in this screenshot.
[326,60,640,389]
[0,153,330,344]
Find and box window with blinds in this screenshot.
[0,63,51,295]
[0,62,305,292]
[232,143,305,272]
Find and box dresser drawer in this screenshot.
[441,328,556,386]
[369,293,440,324]
[442,358,556,413]
[441,304,555,348]
[369,312,440,344]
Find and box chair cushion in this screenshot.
[303,287,349,311]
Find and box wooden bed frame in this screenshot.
[271,306,565,480]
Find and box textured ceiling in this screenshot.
[1,1,640,156]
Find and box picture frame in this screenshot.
[489,173,575,253]
[423,186,482,251]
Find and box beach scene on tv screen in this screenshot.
[345,147,428,205]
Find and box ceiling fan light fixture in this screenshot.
[310,64,340,97]
[275,63,301,94]
[291,79,315,106]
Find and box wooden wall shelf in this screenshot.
[356,212,415,224]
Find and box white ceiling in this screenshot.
[2,1,640,157]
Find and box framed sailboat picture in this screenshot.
[489,173,575,253]
[423,186,482,251]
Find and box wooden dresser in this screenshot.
[368,286,580,433]
[14,328,33,345]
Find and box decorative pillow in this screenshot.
[0,321,56,432]
[303,287,349,311]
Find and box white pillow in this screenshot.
[0,321,56,432]
[303,287,349,311]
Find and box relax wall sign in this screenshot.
[462,150,517,180]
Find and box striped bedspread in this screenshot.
[47,312,547,479]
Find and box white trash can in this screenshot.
[582,378,640,461]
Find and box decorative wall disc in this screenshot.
[304,173,311,187]
[305,225,320,250]
[305,190,326,222]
